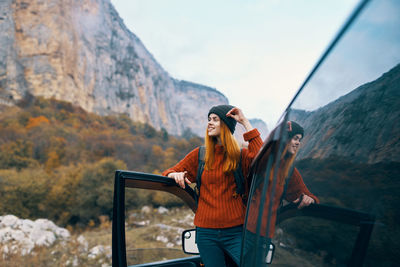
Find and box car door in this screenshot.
[112,170,201,267]
[241,0,400,266]
[241,124,376,266]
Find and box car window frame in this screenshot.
[112,170,198,267]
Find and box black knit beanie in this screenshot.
[208,105,237,134]
[287,121,304,139]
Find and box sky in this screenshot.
[291,0,400,111]
[109,0,360,128]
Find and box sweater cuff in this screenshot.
[243,128,260,142]
[162,170,175,177]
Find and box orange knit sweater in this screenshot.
[162,129,263,228]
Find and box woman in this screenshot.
[162,104,263,267]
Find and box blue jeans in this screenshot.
[196,225,243,267]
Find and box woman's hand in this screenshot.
[226,107,253,132]
[293,194,315,209]
[167,171,191,189]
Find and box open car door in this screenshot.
[241,0,399,266]
[241,125,376,266]
[112,171,201,267]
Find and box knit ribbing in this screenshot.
[162,128,263,228]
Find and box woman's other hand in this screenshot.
[167,171,191,189]
[226,107,253,132]
[293,194,315,209]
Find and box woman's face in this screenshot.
[207,113,221,137]
[288,134,302,154]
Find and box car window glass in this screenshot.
[242,130,289,266]
[287,0,400,266]
[276,217,359,266]
[243,0,399,266]
[124,188,194,265]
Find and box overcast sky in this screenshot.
[109,0,359,127]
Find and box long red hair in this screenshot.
[204,121,240,173]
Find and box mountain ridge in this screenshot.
[290,63,400,163]
[0,0,268,137]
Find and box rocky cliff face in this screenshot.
[290,63,400,164]
[172,80,228,136]
[0,0,234,136]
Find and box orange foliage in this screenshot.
[26,116,50,129]
[0,97,204,226]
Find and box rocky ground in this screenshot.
[1,205,327,266]
[0,214,111,266]
[0,206,194,266]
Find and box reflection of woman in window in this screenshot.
[284,121,319,208]
[163,105,263,267]
[244,121,319,264]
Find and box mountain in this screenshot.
[286,65,400,266]
[234,118,268,145]
[0,0,266,137]
[290,63,400,164]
